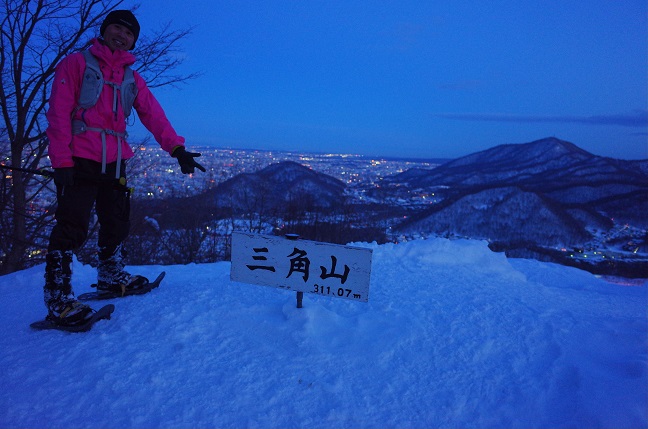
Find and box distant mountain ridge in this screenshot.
[136,161,348,232]
[132,137,646,276]
[387,137,647,189]
[208,160,346,212]
[391,137,647,250]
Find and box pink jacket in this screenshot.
[46,38,185,168]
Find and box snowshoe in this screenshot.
[78,272,165,301]
[97,274,150,294]
[31,304,115,333]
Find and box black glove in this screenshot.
[53,168,75,187]
[172,146,206,174]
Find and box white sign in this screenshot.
[230,232,373,302]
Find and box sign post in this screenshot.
[230,231,373,306]
[284,233,304,308]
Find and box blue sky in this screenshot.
[127,1,647,160]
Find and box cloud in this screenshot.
[436,110,648,127]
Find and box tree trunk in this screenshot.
[3,146,28,274]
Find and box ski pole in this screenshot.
[0,163,54,178]
[0,164,132,194]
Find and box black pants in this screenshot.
[48,157,130,254]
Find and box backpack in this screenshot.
[77,50,137,117]
[71,50,138,179]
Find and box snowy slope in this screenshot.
[0,238,646,428]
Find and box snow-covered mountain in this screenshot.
[209,161,347,211]
[398,186,591,245]
[387,137,647,189]
[135,161,348,230]
[389,138,647,273]
[131,137,646,276]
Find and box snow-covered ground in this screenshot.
[1,238,646,428]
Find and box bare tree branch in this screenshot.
[0,0,197,274]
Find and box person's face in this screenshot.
[102,23,135,52]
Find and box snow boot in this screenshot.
[43,250,94,326]
[96,245,149,295]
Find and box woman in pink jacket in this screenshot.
[43,10,205,327]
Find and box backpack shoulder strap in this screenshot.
[120,65,137,117]
[75,50,137,117]
[77,50,103,109]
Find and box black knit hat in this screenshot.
[100,10,140,50]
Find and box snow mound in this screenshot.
[0,237,645,428]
